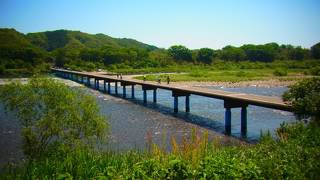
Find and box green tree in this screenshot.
[283,78,320,122]
[0,78,108,158]
[241,43,278,62]
[80,48,103,62]
[55,49,70,67]
[168,45,193,62]
[220,45,246,61]
[288,46,308,60]
[311,42,320,59]
[197,48,214,64]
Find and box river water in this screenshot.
[90,82,295,151]
[0,79,296,157]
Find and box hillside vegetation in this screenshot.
[0,28,320,77]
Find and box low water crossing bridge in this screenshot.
[52,68,293,135]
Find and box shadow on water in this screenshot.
[59,77,295,144]
[88,82,259,142]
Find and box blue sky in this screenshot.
[0,0,319,49]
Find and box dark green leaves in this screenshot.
[283,78,320,121]
[0,78,108,158]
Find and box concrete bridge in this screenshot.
[52,68,293,135]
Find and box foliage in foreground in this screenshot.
[283,77,320,122]
[0,78,108,158]
[1,123,320,179]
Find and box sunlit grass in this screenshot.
[135,69,309,82]
[2,123,319,179]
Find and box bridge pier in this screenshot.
[241,106,247,136]
[121,82,136,99]
[87,77,91,87]
[153,89,157,103]
[131,85,135,98]
[143,90,147,103]
[142,85,157,104]
[186,95,190,112]
[172,91,191,113]
[224,100,248,135]
[107,82,111,94]
[103,80,107,92]
[96,79,100,90]
[174,96,178,113]
[225,108,232,134]
[123,86,126,98]
[115,82,118,95]
[81,76,84,83]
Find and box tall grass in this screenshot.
[2,123,320,179]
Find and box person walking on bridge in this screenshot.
[167,76,170,84]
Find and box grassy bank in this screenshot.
[110,60,320,82]
[2,123,320,179]
[136,69,309,82]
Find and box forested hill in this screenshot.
[0,28,160,74]
[26,29,158,51]
[0,28,320,76]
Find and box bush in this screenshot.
[0,78,108,158]
[273,68,287,76]
[283,78,320,122]
[309,66,320,76]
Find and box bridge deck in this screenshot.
[52,68,293,112]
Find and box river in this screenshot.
[0,79,296,165]
[92,83,295,150]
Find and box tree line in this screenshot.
[60,42,320,70]
[0,28,320,75]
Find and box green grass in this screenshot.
[2,123,320,179]
[135,69,309,82]
[109,60,320,82]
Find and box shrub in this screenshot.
[283,78,320,122]
[0,78,108,158]
[309,66,320,76]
